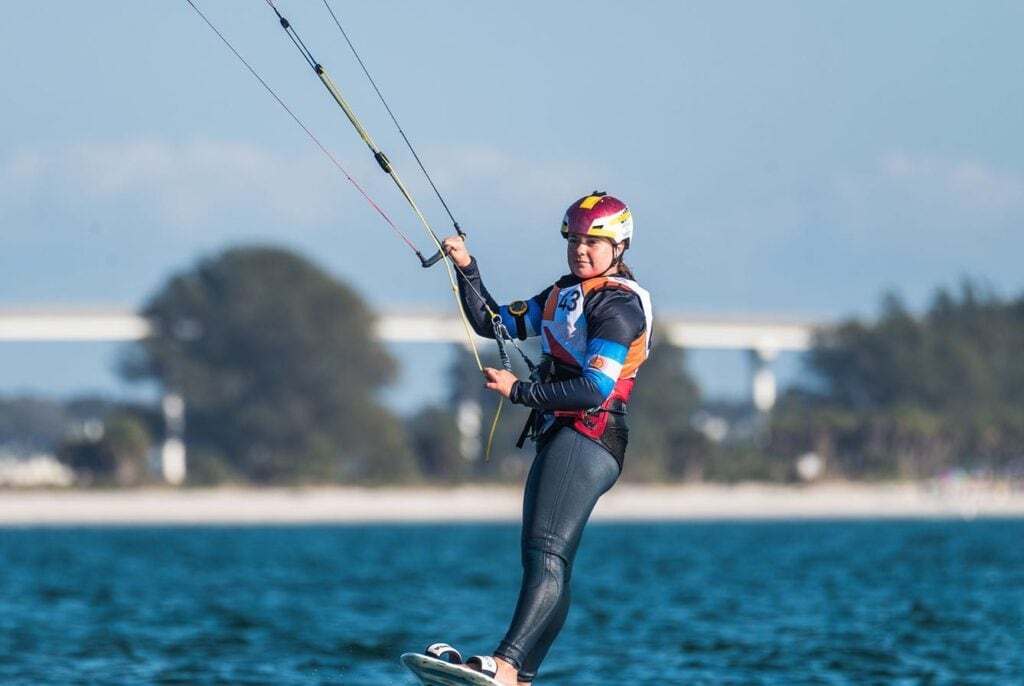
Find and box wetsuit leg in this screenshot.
[494,427,620,681]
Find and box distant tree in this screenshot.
[780,280,1024,477]
[0,395,156,463]
[0,396,66,455]
[406,404,463,481]
[626,341,707,480]
[58,412,152,487]
[810,283,1024,415]
[121,246,416,484]
[444,344,534,481]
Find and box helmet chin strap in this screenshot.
[600,241,626,276]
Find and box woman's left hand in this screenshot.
[442,235,472,268]
[482,367,518,399]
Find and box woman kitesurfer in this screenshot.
[441,192,653,685]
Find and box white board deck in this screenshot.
[401,653,502,686]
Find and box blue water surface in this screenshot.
[2,519,1023,685]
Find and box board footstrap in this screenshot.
[466,655,499,678]
[425,642,463,664]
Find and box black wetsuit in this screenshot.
[456,258,649,682]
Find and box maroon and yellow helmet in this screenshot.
[561,192,633,246]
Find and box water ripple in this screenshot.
[2,520,1023,684]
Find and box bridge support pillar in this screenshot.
[161,392,187,485]
[456,398,482,462]
[748,348,778,414]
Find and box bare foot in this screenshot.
[490,656,521,686]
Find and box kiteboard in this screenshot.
[401,646,502,686]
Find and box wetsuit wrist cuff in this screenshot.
[509,380,525,404]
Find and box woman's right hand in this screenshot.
[442,235,472,268]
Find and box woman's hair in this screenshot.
[610,238,635,280]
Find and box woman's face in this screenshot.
[567,234,620,279]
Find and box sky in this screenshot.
[2,1,1023,409]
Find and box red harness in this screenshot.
[553,377,634,440]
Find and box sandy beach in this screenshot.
[3,481,1024,525]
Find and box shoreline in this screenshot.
[3,481,1024,526]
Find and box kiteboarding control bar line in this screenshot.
[265,0,449,269]
[186,0,537,458]
[184,0,484,373]
[312,1,543,386]
[267,0,531,458]
[319,0,464,241]
[313,1,544,391]
[182,0,426,263]
[307,3,540,461]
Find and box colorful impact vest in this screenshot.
[517,275,653,460]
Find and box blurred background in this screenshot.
[2,1,1023,488]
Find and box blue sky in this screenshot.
[2,1,1023,407]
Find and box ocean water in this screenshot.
[2,520,1023,685]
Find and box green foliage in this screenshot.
[625,341,708,480]
[106,246,1024,486]
[442,345,535,481]
[810,283,1024,415]
[57,412,153,487]
[407,404,463,481]
[701,445,790,483]
[780,281,1024,478]
[121,245,416,485]
[0,396,66,454]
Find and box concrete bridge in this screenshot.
[0,307,818,352]
[1,307,826,483]
[0,305,819,410]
